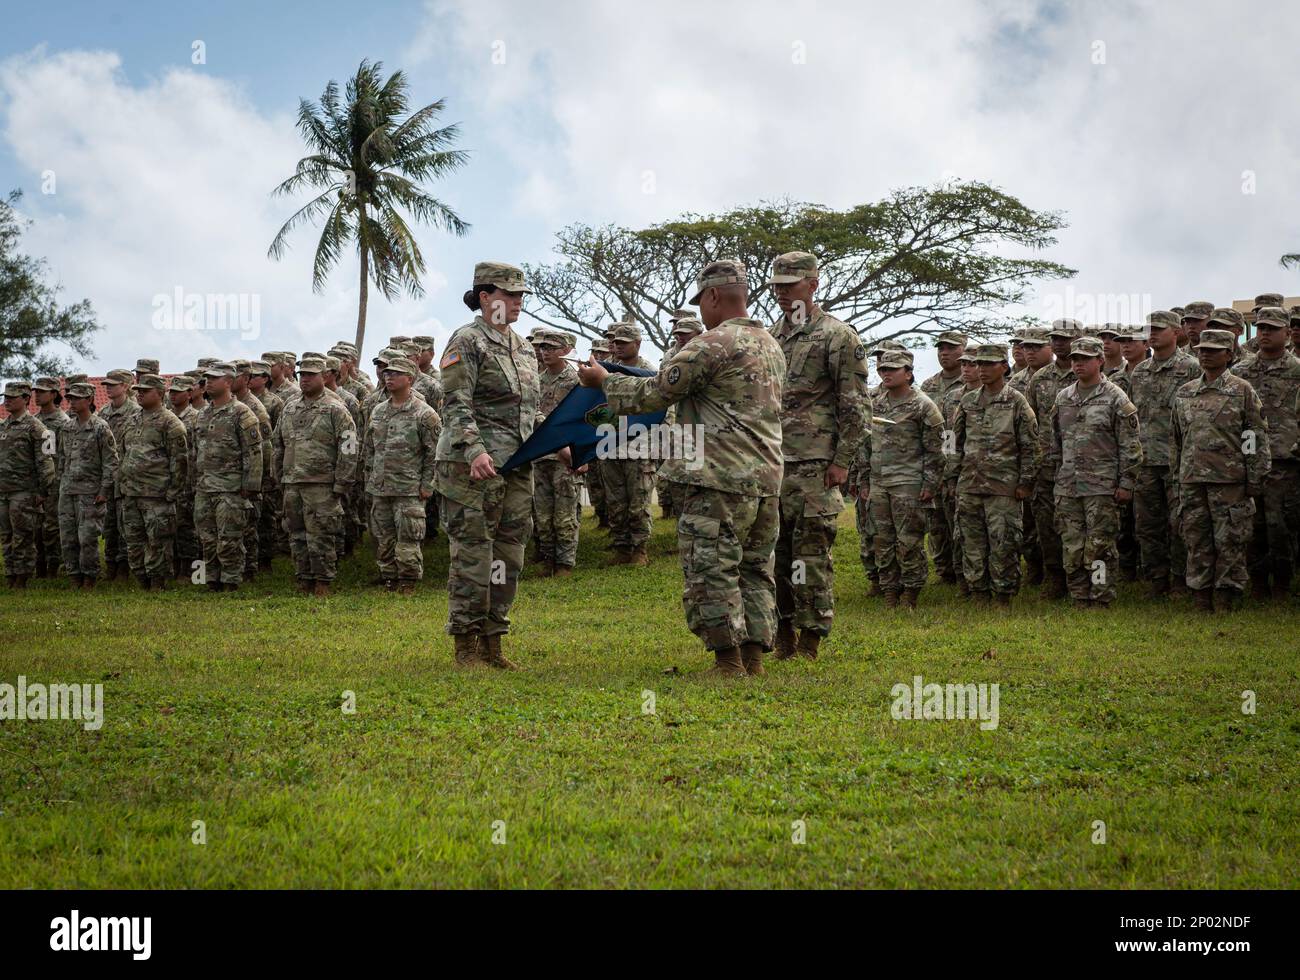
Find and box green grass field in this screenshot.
[1,510,1297,888]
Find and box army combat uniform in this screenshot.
[32,378,70,576]
[364,357,440,587]
[99,372,141,576]
[768,252,870,649]
[919,331,967,583]
[169,377,203,579]
[601,322,658,563]
[116,376,189,587]
[0,384,57,585]
[1049,338,1143,607]
[55,385,118,584]
[532,332,582,572]
[194,369,264,588]
[948,345,1038,601]
[603,274,785,677]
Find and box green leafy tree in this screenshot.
[524,183,1074,352]
[0,189,99,378]
[269,59,469,353]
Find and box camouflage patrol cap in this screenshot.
[3,381,32,398]
[1254,306,1289,329]
[1096,323,1125,338]
[324,355,342,373]
[32,377,60,391]
[259,351,279,364]
[1018,326,1051,345]
[591,340,611,355]
[972,343,1008,363]
[301,351,326,361]
[560,331,577,348]
[669,308,695,322]
[231,358,252,374]
[934,330,968,347]
[388,335,411,346]
[297,356,326,375]
[688,259,747,305]
[182,368,206,381]
[373,347,402,366]
[471,261,530,294]
[610,322,642,342]
[168,376,194,392]
[383,356,418,377]
[672,317,704,338]
[1069,337,1104,358]
[65,373,88,387]
[1008,331,1024,346]
[877,350,914,369]
[1289,305,1300,324]
[281,351,298,364]
[250,360,272,377]
[869,338,907,356]
[204,362,235,379]
[1182,301,1214,321]
[1194,329,1235,350]
[958,350,977,364]
[131,374,166,392]
[1112,326,1145,342]
[1208,307,1245,329]
[67,382,96,400]
[765,251,818,286]
[105,369,134,385]
[1049,319,1083,338]
[1147,310,1181,331]
[135,358,160,375]
[1170,306,1186,317]
[1253,292,1285,310]
[412,336,435,351]
[533,329,565,348]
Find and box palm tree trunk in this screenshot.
[355,245,369,353]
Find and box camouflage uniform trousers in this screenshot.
[534,459,580,568]
[956,493,1023,596]
[174,491,200,578]
[1249,460,1299,580]
[441,464,533,637]
[36,493,61,573]
[0,491,42,576]
[656,466,676,515]
[925,489,956,579]
[1117,499,1138,577]
[854,488,876,579]
[941,482,962,579]
[870,487,929,590]
[195,490,253,585]
[259,481,281,564]
[242,493,262,577]
[283,484,345,583]
[58,493,105,578]
[270,483,291,556]
[1133,465,1186,584]
[371,495,427,582]
[602,458,653,550]
[588,460,607,521]
[1180,482,1254,593]
[1021,497,1040,569]
[677,484,778,651]
[424,492,440,541]
[774,460,842,635]
[103,490,128,566]
[1031,472,1064,576]
[120,496,177,580]
[1054,494,1119,603]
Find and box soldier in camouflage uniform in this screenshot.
[191,363,263,591]
[1129,310,1201,598]
[437,262,541,670]
[587,337,612,529]
[656,309,700,519]
[31,377,70,577]
[167,376,203,580]
[56,382,117,588]
[363,356,440,593]
[848,339,906,595]
[227,360,273,579]
[581,259,785,678]
[274,356,357,597]
[1104,326,1143,579]
[1171,327,1271,612]
[1026,319,1082,598]
[766,251,870,657]
[321,354,363,558]
[1099,325,1126,378]
[861,350,945,609]
[0,382,57,588]
[1231,307,1300,599]
[939,352,981,594]
[1181,301,1214,353]
[249,360,286,564]
[600,321,658,565]
[99,368,140,579]
[532,329,583,576]
[412,335,444,541]
[919,330,967,583]
[948,344,1037,604]
[1049,337,1143,608]
[117,375,188,590]
[1010,327,1048,583]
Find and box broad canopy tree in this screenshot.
[523,182,1075,353]
[0,190,99,379]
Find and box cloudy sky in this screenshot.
[3,0,1299,378]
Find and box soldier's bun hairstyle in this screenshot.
[464,284,496,311]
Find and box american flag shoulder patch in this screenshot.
[440,351,461,369]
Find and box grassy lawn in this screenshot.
[1,510,1297,888]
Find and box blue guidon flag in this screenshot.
[500,362,666,472]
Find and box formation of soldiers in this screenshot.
[2,255,1297,673]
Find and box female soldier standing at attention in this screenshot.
[436,262,541,669]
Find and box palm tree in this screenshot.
[269,60,469,352]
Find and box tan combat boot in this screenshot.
[704,646,747,678]
[900,588,919,610]
[883,589,900,609]
[774,620,797,660]
[553,565,572,578]
[740,642,765,677]
[313,581,332,598]
[482,634,519,670]
[1213,588,1240,613]
[628,546,649,567]
[796,631,821,659]
[1193,588,1214,612]
[396,581,415,596]
[606,549,631,566]
[866,578,883,598]
[453,633,486,667]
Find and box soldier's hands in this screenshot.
[825,463,848,489]
[576,463,588,475]
[469,452,497,480]
[919,489,934,503]
[577,356,608,388]
[1114,488,1132,504]
[1014,486,1031,501]
[95,494,107,505]
[419,489,432,501]
[558,446,573,466]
